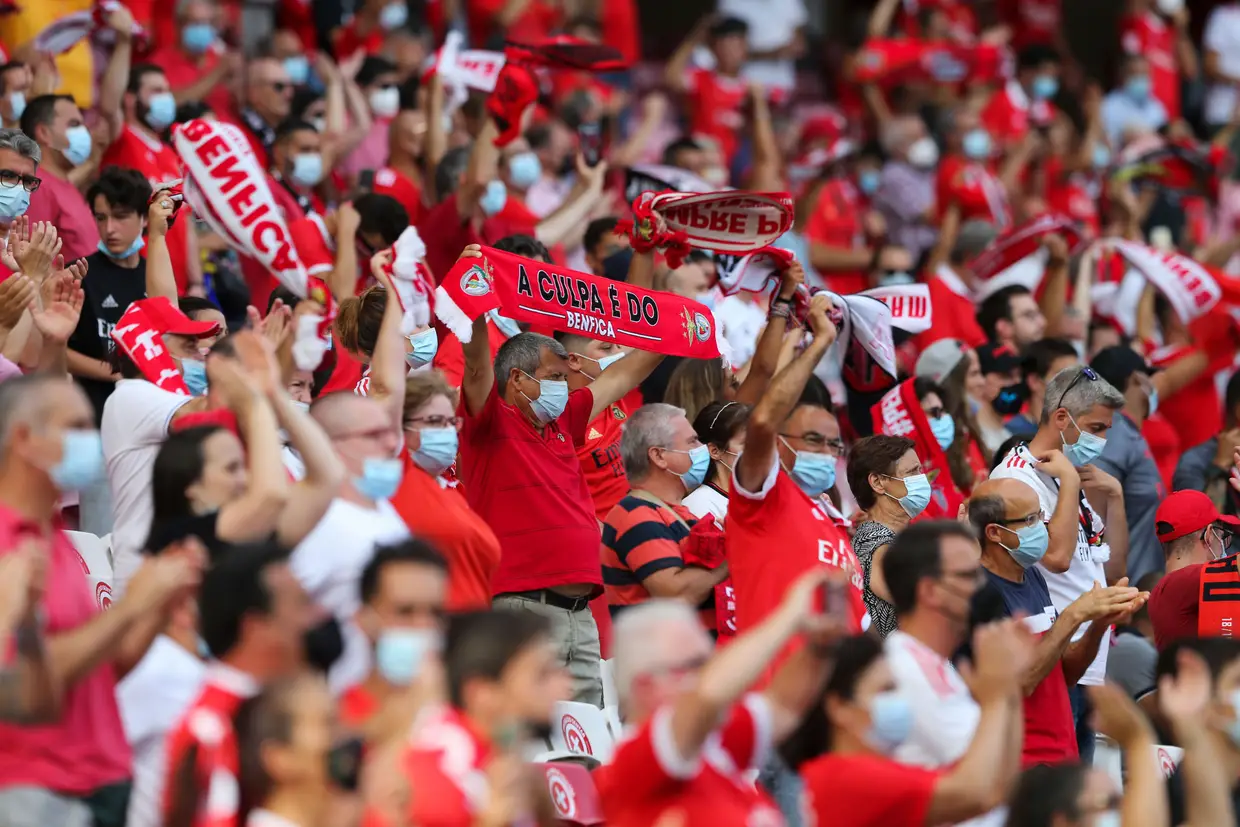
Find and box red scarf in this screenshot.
[616,191,793,267]
[970,213,1082,291]
[111,301,194,396]
[435,247,729,359]
[1199,555,1240,638]
[870,378,966,521]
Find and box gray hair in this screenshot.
[611,599,701,708]
[951,220,996,264]
[620,403,685,483]
[1040,365,1124,423]
[966,494,1005,545]
[492,332,566,395]
[0,128,41,167]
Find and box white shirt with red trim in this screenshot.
[595,694,782,827]
[990,443,1110,685]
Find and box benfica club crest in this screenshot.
[681,308,713,345]
[459,263,494,297]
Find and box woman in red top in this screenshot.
[785,634,1021,827]
[389,371,501,610]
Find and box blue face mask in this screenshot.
[98,235,145,260]
[668,444,711,492]
[63,125,92,167]
[1126,75,1152,102]
[375,628,438,685]
[1062,413,1107,466]
[144,92,177,131]
[998,521,1050,569]
[284,55,310,86]
[490,311,522,338]
[962,128,992,160]
[520,373,569,423]
[1092,143,1112,171]
[866,691,913,754]
[50,429,105,492]
[354,456,404,501]
[780,437,836,497]
[411,427,457,476]
[291,153,323,187]
[0,186,29,222]
[8,92,25,122]
[181,358,208,396]
[1147,388,1159,417]
[929,413,955,451]
[405,327,438,369]
[857,169,880,195]
[480,179,508,217]
[181,23,216,55]
[379,1,409,30]
[1031,75,1059,100]
[508,151,542,189]
[885,473,931,518]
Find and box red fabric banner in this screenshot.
[435,248,729,360]
[870,378,967,521]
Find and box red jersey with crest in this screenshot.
[726,459,866,680]
[371,167,424,226]
[162,664,259,827]
[937,155,1012,228]
[684,68,747,163]
[578,397,632,520]
[1121,12,1180,120]
[595,694,782,827]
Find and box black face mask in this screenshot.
[991,382,1029,416]
[601,247,633,281]
[326,736,364,791]
[304,617,344,674]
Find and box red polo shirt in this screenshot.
[0,505,131,794]
[937,154,1012,228]
[458,385,602,595]
[432,318,508,389]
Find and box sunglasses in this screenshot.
[1054,366,1098,413]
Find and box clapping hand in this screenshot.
[11,219,61,281]
[1069,579,1146,625]
[0,274,36,331]
[126,538,207,614]
[1159,649,1213,726]
[0,540,47,632]
[31,272,84,344]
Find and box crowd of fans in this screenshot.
[6,0,1240,826]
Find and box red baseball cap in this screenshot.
[135,296,221,338]
[1154,490,1240,542]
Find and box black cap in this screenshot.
[1090,346,1158,393]
[976,342,1022,375]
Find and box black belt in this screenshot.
[502,589,592,612]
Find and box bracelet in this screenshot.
[768,303,792,321]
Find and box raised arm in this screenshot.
[535,157,608,249]
[97,4,135,145]
[735,264,801,405]
[1090,682,1170,827]
[1161,650,1238,827]
[588,345,664,421]
[1028,449,1081,574]
[745,84,784,192]
[361,250,410,427]
[458,246,495,416]
[1038,235,1070,338]
[146,196,180,302]
[736,293,836,493]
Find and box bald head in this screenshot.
[968,478,1041,548]
[611,600,711,715]
[310,392,383,435]
[0,375,87,451]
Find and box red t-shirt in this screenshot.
[372,167,424,227]
[1121,12,1180,121]
[0,508,131,794]
[147,45,233,123]
[339,683,380,730]
[321,341,366,394]
[458,385,602,595]
[466,0,561,47]
[726,460,866,678]
[1150,331,1236,450]
[102,124,193,293]
[432,319,508,389]
[684,68,747,164]
[163,664,259,827]
[803,177,868,296]
[997,0,1062,49]
[914,266,987,351]
[1142,413,1181,490]
[402,705,493,827]
[390,455,502,611]
[578,397,631,520]
[980,81,1054,149]
[937,154,1012,228]
[1149,563,1201,651]
[801,752,940,827]
[595,695,780,827]
[600,0,641,65]
[24,170,100,264]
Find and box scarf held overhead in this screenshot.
[969,213,1082,299]
[435,247,730,360]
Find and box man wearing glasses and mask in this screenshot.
[1147,489,1240,650]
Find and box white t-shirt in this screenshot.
[117,635,206,827]
[102,379,193,594]
[1205,6,1240,124]
[717,0,808,91]
[715,294,767,368]
[990,444,1111,685]
[683,483,729,523]
[290,497,410,693]
[885,631,1007,827]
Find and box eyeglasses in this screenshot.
[269,81,292,93]
[924,405,945,419]
[406,415,463,431]
[0,169,40,192]
[1054,366,1098,413]
[781,432,846,457]
[1000,510,1049,529]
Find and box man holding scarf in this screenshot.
[455,246,666,705]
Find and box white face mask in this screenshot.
[906,136,939,168]
[1156,0,1183,15]
[369,87,400,119]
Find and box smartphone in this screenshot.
[578,120,603,167]
[357,169,376,194]
[821,578,849,622]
